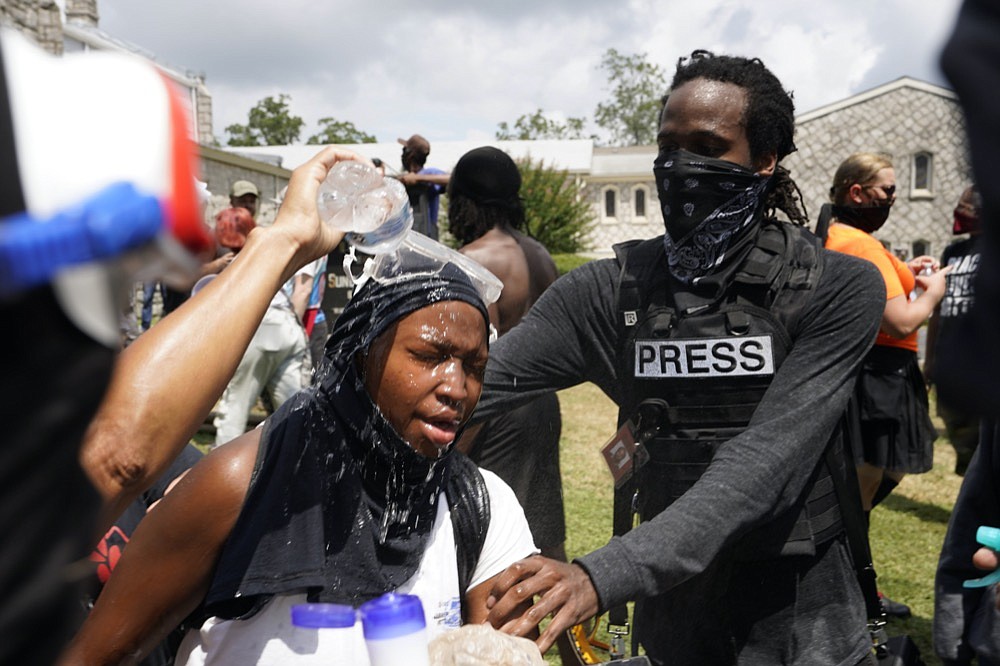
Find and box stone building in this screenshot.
[784,77,971,260]
[581,77,970,259]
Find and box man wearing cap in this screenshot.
[230,180,260,218]
[398,134,449,240]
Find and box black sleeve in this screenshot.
[933,422,1000,661]
[473,259,624,421]
[577,252,886,610]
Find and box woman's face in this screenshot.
[362,301,488,458]
[852,167,897,207]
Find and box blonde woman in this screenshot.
[824,152,951,616]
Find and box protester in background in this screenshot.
[398,134,449,240]
[229,179,259,218]
[449,147,565,561]
[211,207,313,447]
[925,186,984,476]
[824,152,950,618]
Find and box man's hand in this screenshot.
[972,547,1000,609]
[265,146,373,280]
[485,555,600,654]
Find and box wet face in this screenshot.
[850,167,896,207]
[657,78,776,176]
[231,193,258,217]
[362,301,488,458]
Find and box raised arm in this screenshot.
[80,147,372,530]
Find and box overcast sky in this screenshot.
[95,0,963,149]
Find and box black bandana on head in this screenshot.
[203,264,489,617]
[654,150,771,285]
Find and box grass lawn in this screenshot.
[544,382,965,665]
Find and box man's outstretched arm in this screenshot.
[80,147,372,531]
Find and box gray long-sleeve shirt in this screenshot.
[475,243,886,664]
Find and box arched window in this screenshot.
[912,152,933,195]
[603,188,617,219]
[912,239,931,258]
[634,187,647,219]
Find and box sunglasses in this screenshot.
[863,184,896,198]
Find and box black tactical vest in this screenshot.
[614,221,843,560]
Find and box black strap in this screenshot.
[815,203,835,244]
[0,36,26,218]
[824,412,884,621]
[445,453,491,622]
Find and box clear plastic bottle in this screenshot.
[359,593,430,666]
[290,603,360,663]
[317,162,413,255]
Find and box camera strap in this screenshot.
[606,399,669,659]
[823,409,889,651]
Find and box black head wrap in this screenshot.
[447,146,522,210]
[203,262,489,617]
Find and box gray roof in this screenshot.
[229,139,595,175]
[590,145,656,179]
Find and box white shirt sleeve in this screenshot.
[467,469,538,591]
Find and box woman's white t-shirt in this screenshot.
[176,469,536,665]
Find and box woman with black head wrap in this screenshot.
[63,238,537,665]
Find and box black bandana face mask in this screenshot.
[654,149,772,284]
[831,203,892,234]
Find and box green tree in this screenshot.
[517,157,594,254]
[225,94,304,146]
[593,48,668,146]
[307,117,377,145]
[496,108,589,141]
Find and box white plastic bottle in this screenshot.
[359,593,430,666]
[290,603,360,663]
[317,162,413,255]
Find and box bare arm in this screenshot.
[61,431,260,665]
[880,265,952,339]
[80,147,372,532]
[466,572,534,627]
[399,172,451,187]
[289,273,312,322]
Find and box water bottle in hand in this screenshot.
[318,162,412,255]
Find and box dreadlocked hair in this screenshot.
[670,50,809,225]
[446,194,525,247]
[767,165,809,226]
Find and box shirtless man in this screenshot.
[449,147,565,561]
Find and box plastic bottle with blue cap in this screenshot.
[290,603,361,663]
[359,593,430,666]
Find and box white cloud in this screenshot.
[97,0,963,145]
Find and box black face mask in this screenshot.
[831,203,892,234]
[653,149,771,284]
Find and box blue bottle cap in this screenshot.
[977,525,1000,551]
[359,593,426,640]
[291,603,357,629]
